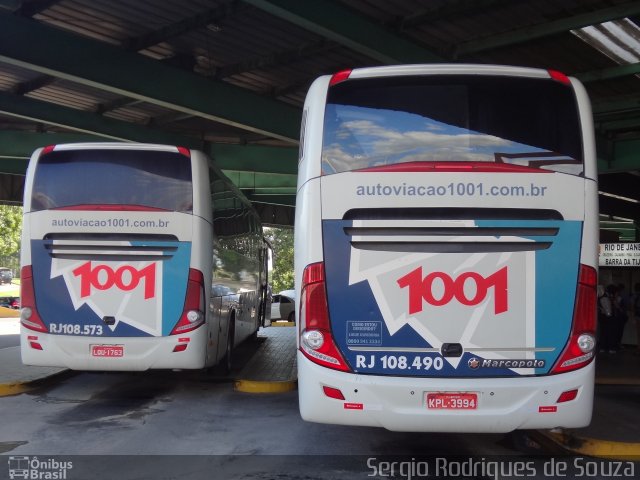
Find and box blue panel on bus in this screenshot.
[322,219,582,377]
[31,239,191,337]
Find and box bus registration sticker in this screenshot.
[426,392,477,410]
[91,344,124,357]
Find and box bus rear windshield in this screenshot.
[31,149,193,212]
[322,75,583,175]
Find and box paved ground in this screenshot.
[237,324,296,382]
[1,316,639,461]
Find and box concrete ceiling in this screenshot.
[0,0,639,231]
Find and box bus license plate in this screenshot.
[426,393,477,410]
[91,345,124,357]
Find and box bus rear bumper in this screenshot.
[298,352,594,433]
[20,326,208,371]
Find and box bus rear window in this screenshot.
[30,149,193,212]
[322,75,583,175]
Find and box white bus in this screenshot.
[20,143,270,371]
[295,64,598,432]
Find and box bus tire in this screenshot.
[288,311,295,324]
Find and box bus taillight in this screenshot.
[548,69,571,85]
[299,262,351,372]
[329,69,352,86]
[41,145,55,155]
[19,266,48,333]
[551,264,597,374]
[170,269,205,335]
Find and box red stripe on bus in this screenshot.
[54,204,169,212]
[357,161,552,173]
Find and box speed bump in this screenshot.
[542,430,640,461]
[0,306,19,317]
[234,379,297,393]
[0,382,30,397]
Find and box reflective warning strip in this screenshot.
[234,379,297,393]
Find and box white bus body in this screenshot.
[21,143,269,371]
[295,65,598,432]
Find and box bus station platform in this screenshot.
[0,315,638,459]
[234,322,297,393]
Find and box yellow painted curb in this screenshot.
[0,383,31,397]
[270,321,295,327]
[234,379,297,393]
[0,370,69,398]
[0,306,19,317]
[543,431,640,460]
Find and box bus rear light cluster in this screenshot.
[548,69,571,85]
[176,146,191,158]
[329,69,352,86]
[28,335,43,351]
[170,269,205,335]
[173,337,190,353]
[19,266,48,333]
[301,330,324,349]
[322,385,345,400]
[299,262,351,372]
[557,389,579,403]
[41,145,56,155]
[551,264,597,374]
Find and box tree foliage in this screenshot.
[264,227,294,293]
[0,205,22,257]
[0,205,22,275]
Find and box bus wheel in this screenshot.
[223,318,235,374]
[288,311,295,324]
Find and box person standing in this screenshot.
[633,283,640,354]
[598,285,613,353]
[598,285,615,353]
[612,283,629,352]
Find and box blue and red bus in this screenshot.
[295,65,598,432]
[21,143,270,371]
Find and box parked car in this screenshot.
[211,284,236,297]
[270,290,295,322]
[0,267,13,285]
[0,296,19,309]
